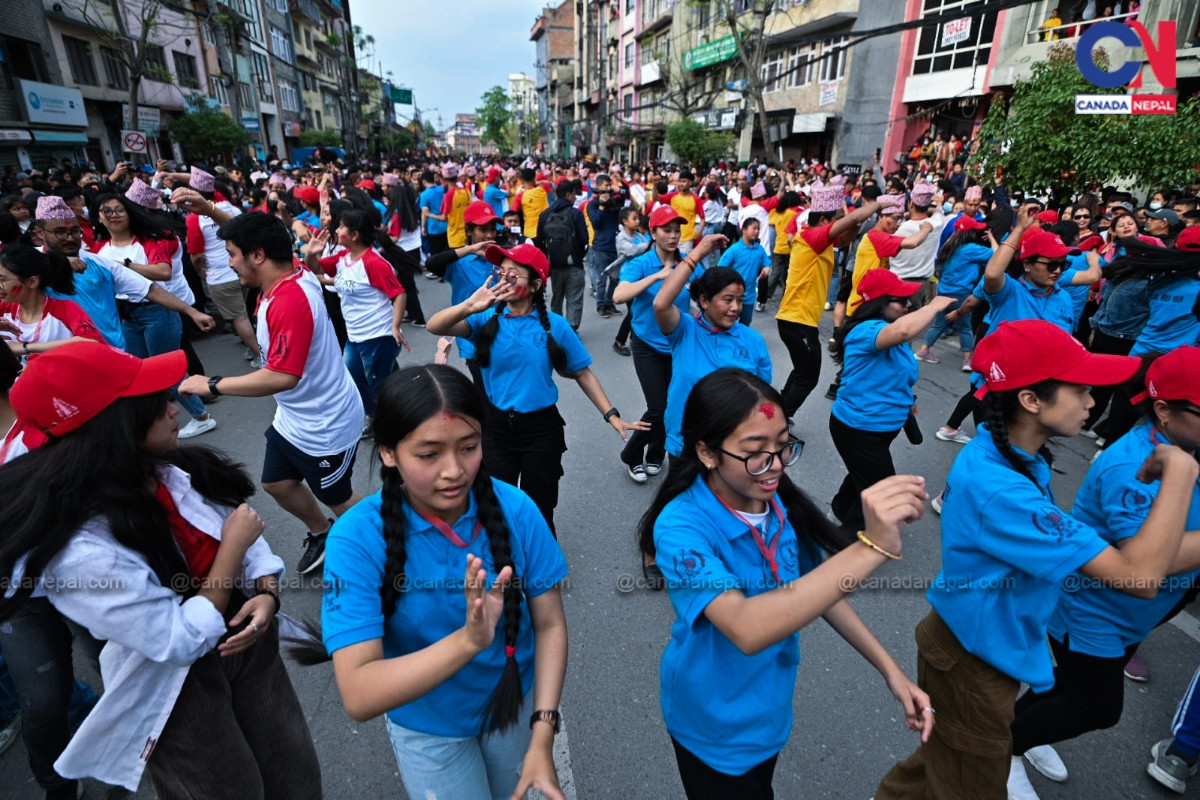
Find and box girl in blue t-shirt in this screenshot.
[641,367,932,799]
[428,243,644,536]
[915,216,993,369]
[318,364,570,800]
[827,268,955,533]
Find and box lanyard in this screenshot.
[693,311,732,335]
[16,310,45,346]
[711,490,787,584]
[416,511,482,548]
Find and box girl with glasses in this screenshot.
[640,368,932,800]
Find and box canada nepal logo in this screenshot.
[1074,21,1177,115]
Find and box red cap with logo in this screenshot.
[954,215,987,232]
[1175,227,1200,252]
[10,342,187,439]
[648,205,686,229]
[1130,346,1200,405]
[358,179,377,191]
[486,167,502,183]
[463,200,500,227]
[1035,209,1060,226]
[852,268,924,306]
[485,243,550,282]
[1018,230,1081,262]
[972,319,1139,399]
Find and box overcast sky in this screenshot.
[351,0,549,131]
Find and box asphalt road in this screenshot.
[4,272,1198,800]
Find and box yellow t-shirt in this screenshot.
[445,186,471,248]
[520,185,551,238]
[670,192,700,241]
[770,208,799,255]
[848,229,905,308]
[777,224,835,327]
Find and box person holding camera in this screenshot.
[587,174,623,318]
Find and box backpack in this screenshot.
[542,208,579,268]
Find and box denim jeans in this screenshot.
[701,222,723,270]
[345,334,400,415]
[122,303,208,419]
[385,692,534,800]
[587,248,618,310]
[0,597,103,791]
[922,295,975,352]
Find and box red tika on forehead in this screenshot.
[758,403,776,419]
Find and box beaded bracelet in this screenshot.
[857,530,902,560]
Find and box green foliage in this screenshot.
[475,85,514,154]
[423,120,437,138]
[969,43,1200,195]
[299,129,343,147]
[167,96,251,161]
[380,129,413,153]
[665,117,735,165]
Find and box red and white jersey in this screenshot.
[0,298,104,350]
[256,268,363,455]
[318,248,403,343]
[186,202,242,285]
[94,236,194,305]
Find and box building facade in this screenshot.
[530,0,575,157]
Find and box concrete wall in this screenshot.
[837,0,906,170]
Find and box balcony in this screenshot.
[288,0,320,23]
[640,0,673,35]
[638,59,662,86]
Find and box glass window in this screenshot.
[101,46,128,90]
[786,44,812,88]
[239,82,254,109]
[625,41,634,68]
[912,0,998,76]
[818,36,847,82]
[63,36,98,86]
[0,36,50,84]
[210,75,229,106]
[761,48,784,93]
[172,51,200,89]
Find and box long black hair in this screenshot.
[92,193,172,243]
[0,391,254,620]
[637,369,847,559]
[0,244,76,295]
[830,295,893,362]
[938,226,988,264]
[981,380,1062,487]
[388,181,420,234]
[1104,237,1200,282]
[475,264,571,377]
[339,207,411,277]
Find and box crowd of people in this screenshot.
[0,144,1199,800]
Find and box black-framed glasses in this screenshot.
[99,206,127,218]
[39,226,83,240]
[716,437,804,476]
[1073,213,1092,220]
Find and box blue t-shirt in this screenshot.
[1130,273,1200,357]
[983,274,1075,336]
[832,319,919,433]
[936,242,991,298]
[664,313,772,457]
[465,309,592,412]
[927,426,1108,692]
[1058,252,1093,325]
[419,186,447,235]
[483,185,507,220]
[445,254,493,360]
[321,481,568,736]
[654,475,819,775]
[1048,424,1200,656]
[48,254,125,349]
[714,239,771,303]
[620,249,691,355]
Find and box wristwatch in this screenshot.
[529,709,561,733]
[603,407,620,423]
[207,375,224,397]
[123,257,132,268]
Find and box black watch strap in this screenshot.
[254,587,281,614]
[208,375,224,397]
[529,709,561,733]
[603,407,620,423]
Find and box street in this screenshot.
[4,274,1197,800]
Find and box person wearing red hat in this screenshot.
[846,194,934,308]
[827,269,955,532]
[1004,345,1200,798]
[427,243,645,534]
[0,342,321,799]
[483,167,507,220]
[876,320,1198,800]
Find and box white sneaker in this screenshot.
[250,355,267,369]
[935,426,972,445]
[1007,756,1042,800]
[243,347,255,361]
[178,416,217,439]
[931,491,944,515]
[824,301,833,311]
[1024,745,1068,782]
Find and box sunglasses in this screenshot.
[1073,213,1092,220]
[1032,259,1066,272]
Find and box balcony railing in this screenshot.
[638,59,662,85]
[641,0,673,34]
[1026,9,1137,45]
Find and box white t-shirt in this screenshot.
[319,248,404,342]
[889,213,944,280]
[95,236,194,304]
[256,268,363,455]
[186,202,242,285]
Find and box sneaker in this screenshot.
[755,301,765,312]
[936,426,972,445]
[626,463,648,484]
[612,341,631,357]
[931,491,944,515]
[824,301,833,311]
[243,347,255,361]
[915,350,940,364]
[608,306,623,316]
[1124,652,1150,682]
[1007,756,1042,800]
[824,383,839,401]
[177,416,217,439]
[961,360,973,372]
[1095,437,1106,448]
[423,271,438,280]
[1079,427,1098,439]
[1149,739,1200,793]
[410,320,427,328]
[250,355,267,369]
[297,526,331,575]
[1025,744,1068,782]
[644,462,662,476]
[0,713,20,757]
[596,307,611,318]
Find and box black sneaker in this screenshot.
[298,524,331,575]
[824,383,839,401]
[612,341,631,356]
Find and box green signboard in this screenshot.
[684,35,738,71]
[390,87,413,105]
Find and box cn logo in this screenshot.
[1076,21,1177,89]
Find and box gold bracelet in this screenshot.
[858,530,902,560]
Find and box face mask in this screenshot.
[80,207,90,220]
[942,202,954,214]
[1149,202,1163,210]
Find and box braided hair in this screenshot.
[474,266,571,377]
[981,379,1062,487]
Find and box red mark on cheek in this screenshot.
[759,403,776,420]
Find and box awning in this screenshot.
[31,130,88,145]
[0,129,33,145]
[792,112,832,134]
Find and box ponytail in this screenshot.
[532,289,571,377]
[42,250,76,295]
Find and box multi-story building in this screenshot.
[530,0,574,157]
[201,0,271,161]
[509,72,536,153]
[261,0,303,159]
[447,113,482,155]
[573,0,620,158]
[630,0,672,161]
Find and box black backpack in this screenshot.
[542,208,579,268]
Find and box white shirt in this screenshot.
[323,249,404,342]
[889,212,944,279]
[702,199,726,227]
[44,465,285,791]
[188,202,242,285]
[726,187,742,225]
[94,236,194,305]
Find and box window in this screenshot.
[818,36,848,82]
[239,81,254,109]
[0,36,50,84]
[622,91,633,122]
[761,48,784,93]
[63,35,98,86]
[252,52,274,103]
[914,0,997,75]
[625,0,635,14]
[144,44,169,82]
[210,75,229,106]
[625,41,634,68]
[270,26,293,62]
[101,46,128,90]
[304,29,312,51]
[279,80,300,112]
[785,44,812,88]
[315,109,323,129]
[268,0,288,11]
[693,1,710,28]
[238,0,263,42]
[302,71,313,91]
[173,51,200,89]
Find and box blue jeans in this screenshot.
[587,248,617,310]
[385,693,534,800]
[827,263,842,305]
[923,296,975,352]
[122,303,208,419]
[345,334,400,415]
[701,222,723,270]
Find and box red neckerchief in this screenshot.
[693,311,733,335]
[1019,275,1057,299]
[155,481,219,580]
[416,510,482,548]
[711,490,787,584]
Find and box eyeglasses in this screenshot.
[493,269,529,284]
[39,226,83,240]
[716,437,804,476]
[99,207,127,218]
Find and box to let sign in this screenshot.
[941,17,972,48]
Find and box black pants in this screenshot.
[671,737,778,800]
[483,404,567,536]
[322,289,348,350]
[621,334,672,468]
[1095,384,1141,445]
[395,247,425,324]
[427,232,449,256]
[945,385,984,431]
[759,252,789,302]
[615,302,633,345]
[1085,329,1135,431]
[829,414,901,532]
[777,319,822,418]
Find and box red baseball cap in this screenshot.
[973,320,1139,399]
[1035,209,1060,226]
[1131,346,1200,405]
[853,268,924,306]
[11,342,186,439]
[463,200,500,227]
[486,167,502,183]
[358,179,377,191]
[954,215,987,232]
[485,243,550,282]
[1018,230,1081,262]
[294,185,319,206]
[648,205,686,229]
[1176,227,1200,252]
[1076,234,1105,252]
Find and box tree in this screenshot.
[476,86,514,154]
[713,0,778,157]
[423,120,437,138]
[167,96,252,162]
[970,43,1200,195]
[666,118,736,165]
[299,129,343,147]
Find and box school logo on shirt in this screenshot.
[532,330,547,348]
[735,344,750,362]
[270,333,289,363]
[1121,488,1152,510]
[1031,509,1078,542]
[778,539,799,575]
[323,570,345,613]
[674,549,706,583]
